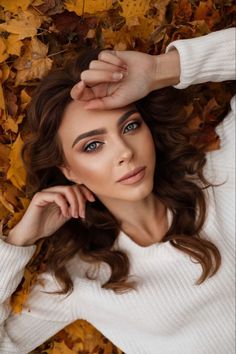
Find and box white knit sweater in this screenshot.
[0,28,235,354]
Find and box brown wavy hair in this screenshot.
[22,48,221,295]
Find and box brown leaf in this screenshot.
[14,37,53,85]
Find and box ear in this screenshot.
[58,164,81,184]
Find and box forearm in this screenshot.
[6,228,36,246]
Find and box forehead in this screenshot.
[60,99,137,132]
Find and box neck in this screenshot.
[99,193,168,246]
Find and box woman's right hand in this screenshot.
[6,184,95,246]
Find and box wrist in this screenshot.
[151,49,180,91]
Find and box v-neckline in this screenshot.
[114,208,173,256]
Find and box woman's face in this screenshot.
[58,100,156,203]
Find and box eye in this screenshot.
[83,141,103,153]
[124,120,141,133]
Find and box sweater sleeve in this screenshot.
[166,28,235,240]
[165,27,235,89]
[0,237,74,353]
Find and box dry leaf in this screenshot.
[0,38,9,63]
[7,134,26,190]
[6,34,23,56]
[64,0,113,16]
[14,37,53,85]
[0,0,32,13]
[0,9,42,40]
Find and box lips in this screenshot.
[117,166,146,182]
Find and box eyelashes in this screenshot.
[83,119,142,153]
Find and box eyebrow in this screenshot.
[71,109,139,148]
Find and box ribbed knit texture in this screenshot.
[0,28,235,354]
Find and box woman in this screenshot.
[0,28,235,353]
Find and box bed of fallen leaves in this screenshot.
[0,0,235,353]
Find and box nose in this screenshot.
[116,139,134,165]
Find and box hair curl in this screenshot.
[22,48,221,295]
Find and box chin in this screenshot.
[121,181,154,202]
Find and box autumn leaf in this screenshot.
[64,0,113,16]
[14,37,53,85]
[0,9,43,40]
[6,134,26,190]
[0,0,33,13]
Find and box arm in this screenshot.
[164,27,235,89]
[0,237,74,353]
[73,28,235,110]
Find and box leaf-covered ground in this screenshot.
[0,0,235,353]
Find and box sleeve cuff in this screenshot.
[165,28,236,89]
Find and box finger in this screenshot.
[78,184,96,202]
[34,192,70,218]
[81,69,124,86]
[41,186,80,218]
[73,186,87,219]
[98,51,127,69]
[89,60,127,72]
[70,80,86,100]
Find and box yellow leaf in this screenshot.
[7,134,26,190]
[0,204,8,221]
[102,26,133,50]
[0,0,32,13]
[2,116,18,133]
[14,37,53,85]
[20,89,31,111]
[0,37,9,63]
[0,63,10,83]
[45,341,75,354]
[0,9,42,40]
[6,34,23,56]
[64,0,112,16]
[0,143,10,173]
[0,190,14,213]
[119,0,150,19]
[0,83,6,122]
[129,17,157,40]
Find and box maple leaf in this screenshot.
[0,9,42,40]
[14,37,53,86]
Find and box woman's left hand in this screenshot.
[70,50,159,110]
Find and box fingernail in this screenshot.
[112,72,123,80]
[81,209,85,219]
[89,195,96,202]
[73,212,79,218]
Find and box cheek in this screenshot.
[70,155,111,189]
[142,129,156,158]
